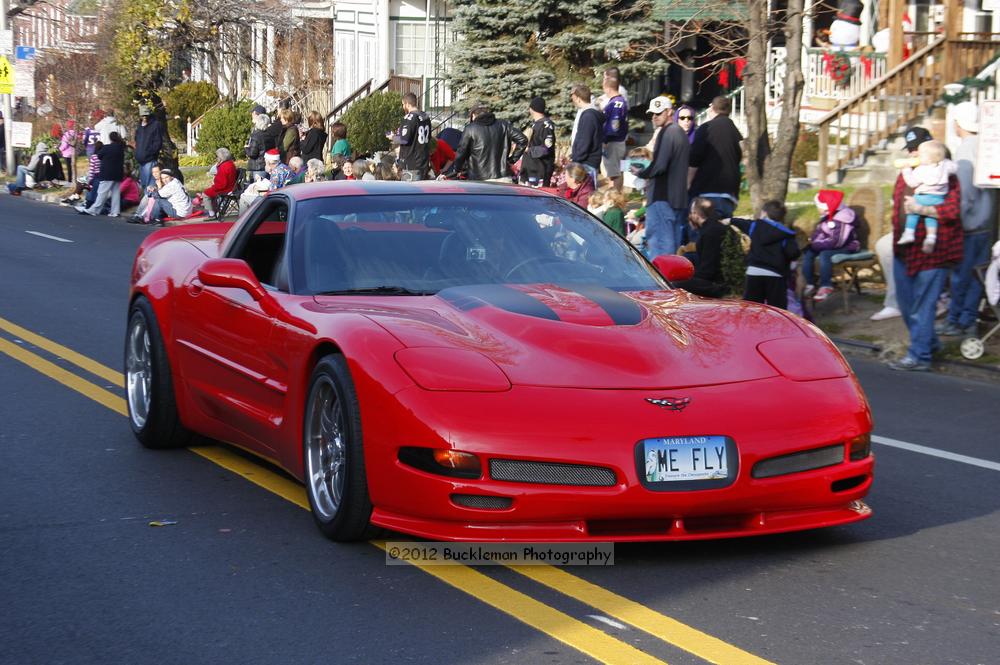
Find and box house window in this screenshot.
[393,20,454,78]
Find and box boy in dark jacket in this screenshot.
[725,200,801,309]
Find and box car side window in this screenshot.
[230,199,290,291]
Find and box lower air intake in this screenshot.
[451,494,513,510]
[490,459,617,487]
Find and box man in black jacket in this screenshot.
[444,102,527,182]
[569,85,603,184]
[133,105,164,192]
[390,92,432,180]
[631,96,689,259]
[520,97,556,187]
[688,96,743,218]
[674,197,728,298]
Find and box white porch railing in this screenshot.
[186,88,277,156]
[804,48,888,101]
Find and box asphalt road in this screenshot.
[1,195,998,665]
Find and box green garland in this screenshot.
[940,51,1000,105]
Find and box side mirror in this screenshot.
[198,258,267,301]
[652,254,695,283]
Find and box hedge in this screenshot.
[338,91,404,156]
[196,100,254,157]
[162,81,221,139]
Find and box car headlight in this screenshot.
[394,347,511,392]
[756,338,850,381]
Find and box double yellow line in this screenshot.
[0,314,774,665]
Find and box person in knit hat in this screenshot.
[802,189,860,302]
[520,96,556,186]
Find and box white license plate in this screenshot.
[643,436,729,482]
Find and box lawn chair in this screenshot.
[214,167,246,220]
[829,186,887,312]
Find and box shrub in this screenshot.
[162,81,221,139]
[791,130,819,177]
[196,100,253,157]
[338,91,404,156]
[720,226,749,296]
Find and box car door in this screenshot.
[172,197,292,455]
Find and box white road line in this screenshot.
[25,231,73,243]
[872,435,1000,472]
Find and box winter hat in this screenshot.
[529,97,546,114]
[815,189,844,215]
[903,126,932,152]
[264,149,281,163]
[953,102,979,134]
[90,109,105,123]
[252,105,267,115]
[66,119,76,129]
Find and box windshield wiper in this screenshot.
[316,286,435,296]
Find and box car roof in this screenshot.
[283,180,559,201]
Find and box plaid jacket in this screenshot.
[892,174,963,276]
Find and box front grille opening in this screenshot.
[682,513,752,533]
[450,494,513,510]
[490,459,617,486]
[587,519,672,537]
[831,475,868,493]
[752,444,844,479]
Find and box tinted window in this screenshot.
[291,194,663,295]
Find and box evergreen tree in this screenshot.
[448,0,665,133]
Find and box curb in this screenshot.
[19,190,66,205]
[831,336,1000,381]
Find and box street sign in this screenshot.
[15,46,36,61]
[0,56,12,95]
[11,121,32,148]
[975,100,1000,188]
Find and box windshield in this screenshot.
[292,194,664,295]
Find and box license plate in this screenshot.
[643,436,729,482]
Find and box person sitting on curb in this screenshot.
[144,168,192,224]
[7,141,49,195]
[802,189,860,302]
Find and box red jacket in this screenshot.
[564,177,595,210]
[204,159,237,198]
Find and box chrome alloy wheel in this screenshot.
[126,315,152,429]
[305,378,347,521]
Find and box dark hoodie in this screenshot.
[448,112,528,181]
[730,216,801,277]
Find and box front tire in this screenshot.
[303,354,374,541]
[125,297,192,449]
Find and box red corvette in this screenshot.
[125,181,874,542]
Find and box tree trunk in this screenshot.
[743,0,770,213]
[762,0,805,205]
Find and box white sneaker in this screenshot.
[803,284,816,298]
[922,235,936,254]
[897,229,916,245]
[870,306,901,321]
[813,286,835,302]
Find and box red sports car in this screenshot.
[125,181,874,542]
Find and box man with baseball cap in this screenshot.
[936,102,995,337]
[888,126,963,371]
[630,96,690,259]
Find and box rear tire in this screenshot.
[125,297,192,449]
[303,354,375,541]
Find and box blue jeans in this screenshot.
[15,165,31,189]
[802,248,838,288]
[644,201,685,259]
[150,198,177,221]
[947,232,990,329]
[905,192,944,235]
[139,161,157,191]
[85,178,100,207]
[894,258,948,363]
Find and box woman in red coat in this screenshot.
[563,162,596,210]
[203,147,237,217]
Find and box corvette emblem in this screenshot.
[645,397,691,412]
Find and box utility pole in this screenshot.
[1,0,14,174]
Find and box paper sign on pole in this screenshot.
[13,60,34,98]
[0,30,13,56]
[11,121,33,148]
[0,56,13,95]
[975,100,1000,188]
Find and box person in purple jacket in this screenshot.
[600,76,628,191]
[802,189,860,302]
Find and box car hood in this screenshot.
[314,284,803,389]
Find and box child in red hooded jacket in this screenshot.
[802,189,860,302]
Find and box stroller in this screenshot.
[960,240,1000,359]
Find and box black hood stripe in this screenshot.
[565,284,644,325]
[438,285,561,320]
